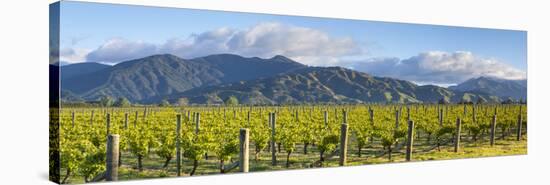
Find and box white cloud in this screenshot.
[59,47,92,63]
[225,22,360,65]
[85,38,157,63]
[350,51,526,84]
[80,22,362,65]
[159,27,235,58]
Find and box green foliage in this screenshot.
[155,130,176,162]
[128,125,156,158]
[159,99,171,107]
[250,117,270,153]
[477,97,487,104]
[99,95,114,107]
[114,97,131,107]
[354,125,371,150]
[215,138,239,161]
[224,96,239,105]
[79,148,106,182]
[177,98,189,106]
[436,125,455,140]
[376,129,406,148]
[318,134,339,154]
[57,104,526,181]
[182,131,214,161]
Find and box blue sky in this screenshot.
[58,1,527,85]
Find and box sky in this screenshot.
[57,1,527,86]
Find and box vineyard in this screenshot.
[54,104,527,183]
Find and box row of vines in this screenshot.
[57,104,527,183]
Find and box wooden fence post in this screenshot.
[324,110,328,128]
[106,113,111,135]
[195,112,200,134]
[90,110,94,126]
[516,113,522,141]
[176,114,182,176]
[406,120,415,161]
[339,123,348,166]
[72,112,75,128]
[247,111,251,126]
[271,112,277,166]
[369,109,374,123]
[472,105,476,123]
[395,110,399,130]
[239,128,250,172]
[439,109,443,127]
[454,118,462,153]
[143,107,147,120]
[106,134,119,181]
[124,113,128,130]
[342,110,347,124]
[406,106,410,121]
[134,111,138,128]
[490,115,497,146]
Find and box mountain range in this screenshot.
[448,76,526,100]
[57,54,527,105]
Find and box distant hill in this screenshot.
[60,62,110,80]
[164,66,501,105]
[61,54,305,102]
[60,53,523,104]
[191,54,306,82]
[448,76,527,100]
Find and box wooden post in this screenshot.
[323,110,328,128]
[406,106,410,121]
[176,115,182,176]
[247,111,251,126]
[342,110,347,124]
[490,115,497,146]
[339,123,348,166]
[143,107,147,120]
[472,105,476,123]
[406,120,415,161]
[90,110,95,126]
[71,112,75,128]
[195,112,200,134]
[106,134,119,181]
[124,113,128,130]
[271,112,277,166]
[516,113,523,141]
[369,109,374,123]
[134,111,138,128]
[239,128,250,172]
[106,113,111,135]
[268,111,272,128]
[395,110,399,130]
[437,104,440,117]
[454,118,462,153]
[439,109,443,127]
